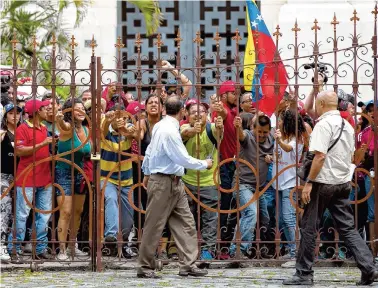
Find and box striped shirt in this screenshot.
[100,124,133,186]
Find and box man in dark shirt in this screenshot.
[229,113,274,258]
[211,80,238,254]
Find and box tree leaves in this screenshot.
[127,0,163,36]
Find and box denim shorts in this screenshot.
[55,168,83,196]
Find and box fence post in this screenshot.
[89,36,97,271]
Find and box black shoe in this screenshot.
[178,267,208,277]
[36,252,51,260]
[137,271,162,279]
[282,274,314,286]
[10,254,24,264]
[105,235,117,243]
[103,236,117,256]
[357,270,378,286]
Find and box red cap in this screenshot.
[126,101,141,115]
[219,80,236,95]
[24,99,50,114]
[185,99,209,110]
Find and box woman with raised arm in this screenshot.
[55,99,91,260]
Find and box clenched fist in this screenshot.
[56,110,64,121]
[193,121,202,133]
[105,111,115,122]
[212,102,223,113]
[215,116,223,129]
[234,116,242,129]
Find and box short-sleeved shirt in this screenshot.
[237,130,274,187]
[181,123,219,187]
[309,110,355,185]
[272,138,303,190]
[100,123,133,186]
[212,104,237,160]
[15,121,52,187]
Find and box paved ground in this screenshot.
[0,261,372,288]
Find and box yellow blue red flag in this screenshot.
[244,0,288,116]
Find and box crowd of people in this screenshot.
[0,66,376,269]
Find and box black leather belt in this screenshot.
[155,173,181,184]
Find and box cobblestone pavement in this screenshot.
[0,262,371,288]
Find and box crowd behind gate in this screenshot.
[0,63,376,266]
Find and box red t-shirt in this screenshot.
[212,104,237,160]
[340,111,355,127]
[180,119,189,126]
[15,121,52,187]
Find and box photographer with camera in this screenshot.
[304,64,355,128]
[303,63,327,120]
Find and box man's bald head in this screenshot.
[165,95,183,116]
[315,90,339,116]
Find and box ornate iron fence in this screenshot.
[1,5,378,272]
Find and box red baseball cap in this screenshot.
[185,99,209,110]
[219,80,236,95]
[24,99,50,114]
[126,101,141,116]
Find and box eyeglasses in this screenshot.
[242,99,252,104]
[189,110,206,115]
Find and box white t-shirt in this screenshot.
[272,138,304,191]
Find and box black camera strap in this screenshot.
[327,118,345,153]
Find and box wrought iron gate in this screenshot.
[1,4,378,272]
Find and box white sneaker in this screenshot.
[56,251,68,261]
[23,243,32,254]
[0,244,10,263]
[66,246,88,257]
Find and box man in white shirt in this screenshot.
[137,95,213,279]
[283,91,378,286]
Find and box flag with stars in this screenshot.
[244,0,288,116]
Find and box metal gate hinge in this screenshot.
[91,153,101,161]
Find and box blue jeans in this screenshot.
[279,188,296,257]
[101,181,134,240]
[8,186,52,255]
[55,168,83,196]
[229,184,258,255]
[365,176,375,223]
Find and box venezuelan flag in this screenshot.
[244,0,288,116]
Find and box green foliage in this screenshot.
[127,0,162,36]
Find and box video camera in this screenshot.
[304,62,329,83]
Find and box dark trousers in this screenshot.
[296,182,375,277]
[219,161,236,245]
[185,183,218,253]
